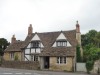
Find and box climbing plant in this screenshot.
[76,45,82,62]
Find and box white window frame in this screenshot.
[57,57,66,64]
[56,41,67,47]
[10,52,14,60]
[31,55,38,61]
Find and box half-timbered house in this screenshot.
[4,21,82,71]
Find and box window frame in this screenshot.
[56,40,67,47]
[57,57,67,64]
[31,41,40,48]
[31,55,38,61]
[10,52,14,60]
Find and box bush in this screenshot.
[86,60,94,73]
[14,55,19,61]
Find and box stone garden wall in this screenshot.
[1,61,40,70]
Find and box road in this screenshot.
[0,67,91,75]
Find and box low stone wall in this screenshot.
[1,61,40,70]
[91,59,100,74]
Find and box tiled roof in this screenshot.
[4,41,25,52]
[39,47,76,56]
[5,29,78,56]
[24,30,78,56]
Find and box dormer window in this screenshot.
[31,41,40,48]
[56,40,67,47]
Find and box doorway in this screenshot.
[44,57,50,69]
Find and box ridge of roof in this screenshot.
[34,29,76,34]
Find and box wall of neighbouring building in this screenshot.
[49,57,73,71]
[91,59,100,74]
[3,52,9,61]
[1,61,40,70]
[3,52,22,61]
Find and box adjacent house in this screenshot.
[4,21,82,71]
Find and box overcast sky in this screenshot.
[0,0,100,42]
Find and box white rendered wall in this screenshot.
[36,48,41,53]
[67,41,71,47]
[25,49,30,54]
[31,49,35,53]
[57,33,66,40]
[25,55,30,61]
[32,34,40,40]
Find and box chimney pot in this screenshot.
[28,24,33,36]
[76,21,80,33]
[11,34,16,44]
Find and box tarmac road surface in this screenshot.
[0,67,92,75]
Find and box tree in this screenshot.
[0,38,9,50]
[83,44,100,73]
[0,38,9,64]
[94,32,100,48]
[81,30,97,47]
[0,48,4,56]
[81,30,100,73]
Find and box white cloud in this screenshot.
[0,0,100,42]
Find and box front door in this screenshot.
[44,57,49,69]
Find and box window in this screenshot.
[10,52,14,60]
[57,57,66,64]
[64,57,66,63]
[31,55,38,61]
[31,41,40,48]
[56,40,67,47]
[34,55,38,61]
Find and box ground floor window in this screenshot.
[57,57,66,64]
[10,52,14,60]
[31,55,38,61]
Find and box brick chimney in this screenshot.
[76,21,80,33]
[76,21,83,59]
[11,35,16,44]
[28,24,33,36]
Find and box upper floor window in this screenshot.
[56,40,67,47]
[31,41,40,48]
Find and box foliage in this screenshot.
[81,30,96,47]
[0,38,9,56]
[86,60,94,74]
[76,45,82,62]
[83,44,100,73]
[94,32,100,48]
[14,54,19,61]
[0,48,4,56]
[0,38,9,50]
[82,30,100,62]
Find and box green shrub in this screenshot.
[14,55,19,61]
[86,60,94,73]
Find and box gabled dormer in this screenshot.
[52,32,71,47]
[30,33,44,48]
[27,33,44,49]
